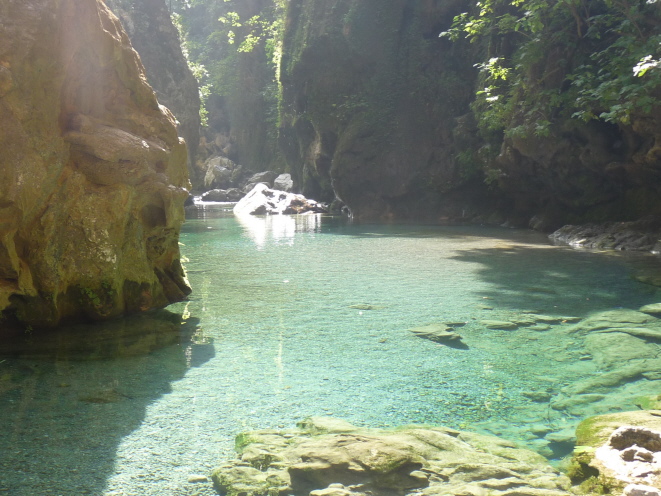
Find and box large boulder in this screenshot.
[234,183,328,215]
[212,417,571,496]
[0,0,191,328]
[569,411,661,495]
[274,172,295,192]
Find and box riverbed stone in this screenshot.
[640,303,661,315]
[212,417,571,496]
[568,310,659,335]
[481,320,518,330]
[408,324,465,346]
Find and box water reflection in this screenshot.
[0,309,214,496]
[235,213,324,249]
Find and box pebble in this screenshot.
[187,475,209,483]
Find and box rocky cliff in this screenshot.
[279,0,661,225]
[279,0,486,220]
[104,0,202,188]
[0,0,191,328]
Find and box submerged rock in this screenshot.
[640,303,661,315]
[0,0,191,327]
[212,417,571,496]
[408,324,467,348]
[234,183,328,215]
[481,320,519,330]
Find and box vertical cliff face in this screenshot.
[279,0,479,220]
[104,0,202,188]
[279,0,661,226]
[0,0,191,328]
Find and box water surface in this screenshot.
[1,206,660,495]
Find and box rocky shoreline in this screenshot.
[549,219,661,254]
[212,414,661,496]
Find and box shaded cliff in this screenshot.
[104,0,202,188]
[0,0,191,328]
[279,0,485,219]
[278,0,661,225]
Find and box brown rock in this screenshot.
[212,417,571,496]
[0,0,191,327]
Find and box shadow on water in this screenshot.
[0,309,214,496]
[448,244,661,315]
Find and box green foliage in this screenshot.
[445,0,661,138]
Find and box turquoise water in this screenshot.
[1,206,660,495]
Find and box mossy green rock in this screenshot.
[213,417,571,496]
[570,411,661,494]
[0,0,191,328]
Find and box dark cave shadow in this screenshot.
[0,309,214,496]
[448,244,659,316]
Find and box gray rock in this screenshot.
[203,156,236,189]
[200,189,229,202]
[273,173,294,192]
[247,171,279,187]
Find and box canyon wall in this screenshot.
[104,0,203,187]
[279,0,661,226]
[0,0,191,328]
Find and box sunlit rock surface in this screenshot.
[104,0,202,188]
[212,417,571,496]
[570,411,661,495]
[234,183,328,215]
[0,0,191,328]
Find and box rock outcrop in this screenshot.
[549,219,661,253]
[279,0,481,220]
[570,411,661,495]
[212,417,571,496]
[0,0,191,328]
[104,0,202,188]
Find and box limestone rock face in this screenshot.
[212,417,571,496]
[0,0,191,327]
[571,411,661,495]
[279,0,480,220]
[104,0,202,188]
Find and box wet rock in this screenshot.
[562,360,661,395]
[570,411,661,494]
[348,304,382,310]
[522,391,553,403]
[200,188,244,203]
[212,417,571,496]
[529,324,552,331]
[234,183,328,215]
[408,324,466,348]
[568,310,659,335]
[550,221,661,253]
[481,320,518,330]
[640,304,661,315]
